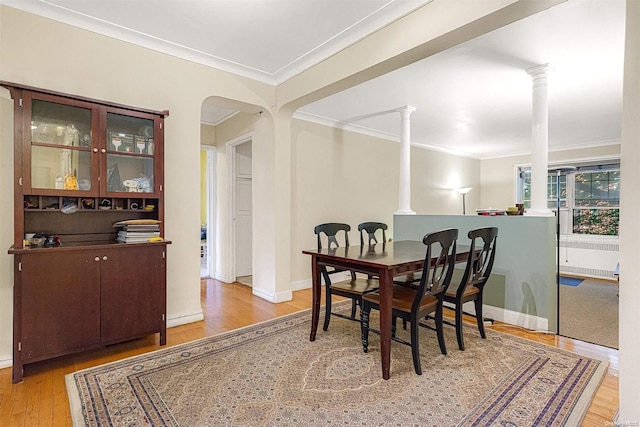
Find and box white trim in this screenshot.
[214,271,234,283]
[167,310,205,328]
[201,110,239,126]
[482,139,621,160]
[514,154,621,171]
[291,271,352,291]
[292,110,480,159]
[455,302,551,333]
[251,287,293,303]
[2,0,432,85]
[0,355,11,370]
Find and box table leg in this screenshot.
[310,256,321,341]
[379,270,393,380]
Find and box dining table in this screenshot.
[302,239,470,380]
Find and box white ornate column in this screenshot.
[395,105,416,215]
[525,63,554,217]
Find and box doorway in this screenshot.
[230,138,252,286]
[200,147,216,278]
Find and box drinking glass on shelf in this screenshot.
[112,137,121,152]
[136,140,146,154]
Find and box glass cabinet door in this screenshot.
[105,111,155,194]
[29,98,94,192]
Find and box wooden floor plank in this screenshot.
[0,278,619,426]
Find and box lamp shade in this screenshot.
[456,187,472,195]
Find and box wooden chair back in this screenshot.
[358,222,388,246]
[413,228,458,312]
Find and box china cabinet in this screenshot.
[2,82,170,383]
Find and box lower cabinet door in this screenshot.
[100,245,166,343]
[20,251,101,361]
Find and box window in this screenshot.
[519,171,567,208]
[518,162,620,236]
[573,170,619,235]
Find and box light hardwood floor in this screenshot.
[0,278,619,426]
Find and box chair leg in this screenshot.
[323,286,332,331]
[361,302,370,353]
[350,299,357,319]
[435,305,448,356]
[410,316,422,375]
[474,297,486,339]
[455,304,465,351]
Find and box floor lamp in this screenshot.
[456,187,472,215]
[549,166,576,333]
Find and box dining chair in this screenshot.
[360,228,458,375]
[443,226,498,351]
[358,222,387,246]
[314,223,380,331]
[358,222,388,280]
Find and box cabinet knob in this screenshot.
[94,256,100,262]
[101,148,106,154]
[102,255,108,261]
[93,148,98,153]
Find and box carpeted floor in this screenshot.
[67,302,607,426]
[560,278,619,349]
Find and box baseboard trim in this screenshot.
[251,286,293,303]
[0,311,206,370]
[214,272,234,283]
[0,354,11,370]
[451,302,550,332]
[167,310,204,328]
[292,271,352,291]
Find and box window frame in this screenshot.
[516,158,620,238]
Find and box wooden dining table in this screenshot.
[302,240,470,380]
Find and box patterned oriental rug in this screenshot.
[66,302,607,427]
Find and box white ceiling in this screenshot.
[3,0,625,159]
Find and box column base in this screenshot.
[394,209,416,215]
[524,209,554,217]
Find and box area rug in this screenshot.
[66,302,608,426]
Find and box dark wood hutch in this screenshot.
[2,82,170,383]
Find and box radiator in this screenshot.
[558,239,619,279]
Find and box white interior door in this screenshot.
[235,143,252,277]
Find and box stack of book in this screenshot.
[113,219,161,243]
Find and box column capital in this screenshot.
[396,105,417,116]
[526,63,555,78]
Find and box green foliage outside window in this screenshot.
[572,171,619,236]
[573,208,619,235]
[574,171,619,207]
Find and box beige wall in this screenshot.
[201,124,216,147]
[291,120,481,283]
